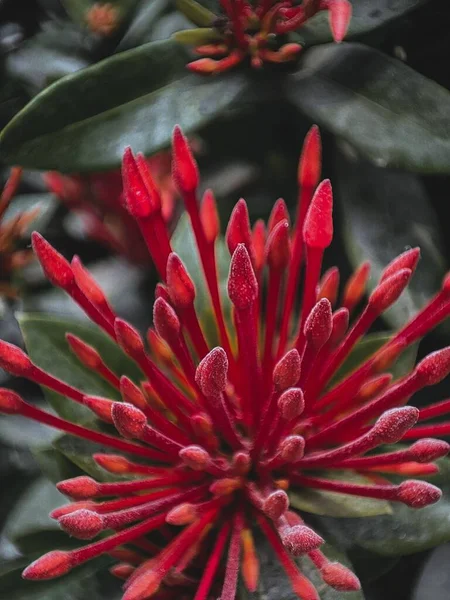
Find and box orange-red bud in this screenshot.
[380,247,420,283]
[263,490,289,520]
[0,388,24,413]
[166,253,196,308]
[266,219,291,270]
[317,266,339,306]
[58,508,104,540]
[166,503,197,525]
[368,268,412,313]
[200,189,220,243]
[93,453,131,473]
[172,125,199,195]
[66,334,101,369]
[153,297,181,345]
[57,476,99,499]
[273,349,301,390]
[22,550,72,580]
[0,341,33,376]
[342,261,371,312]
[226,198,253,258]
[320,562,361,591]
[31,232,74,289]
[179,445,211,470]
[303,179,333,248]
[210,477,241,496]
[114,319,145,357]
[111,402,147,439]
[120,376,148,412]
[328,0,352,42]
[298,125,322,189]
[83,395,114,423]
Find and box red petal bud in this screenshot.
[93,453,131,473]
[273,349,301,390]
[329,307,349,346]
[380,247,420,283]
[22,550,71,580]
[196,347,228,396]
[71,256,111,311]
[155,283,170,301]
[266,219,291,270]
[114,318,145,357]
[226,199,253,258]
[303,179,333,248]
[320,562,361,591]
[111,402,147,439]
[281,525,324,555]
[179,445,211,470]
[0,388,24,413]
[166,503,197,525]
[397,480,442,508]
[342,261,371,311]
[268,198,290,232]
[298,125,322,189]
[57,476,99,499]
[357,374,392,400]
[410,439,450,462]
[122,147,154,218]
[172,125,199,195]
[31,232,74,289]
[278,435,305,462]
[252,219,266,273]
[50,501,95,519]
[210,477,242,496]
[153,297,181,345]
[111,564,135,579]
[166,253,196,308]
[120,376,148,412]
[416,347,450,385]
[263,490,289,520]
[83,395,114,423]
[227,244,258,309]
[278,388,305,420]
[0,341,32,376]
[59,508,104,540]
[371,407,419,443]
[317,267,340,306]
[372,339,407,373]
[368,268,412,313]
[200,189,220,243]
[328,0,352,42]
[304,298,332,351]
[232,451,251,475]
[66,334,101,369]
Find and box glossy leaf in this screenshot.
[0,39,250,172]
[336,146,446,327]
[19,313,141,424]
[173,27,223,45]
[287,43,450,172]
[176,0,216,27]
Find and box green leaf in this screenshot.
[336,146,446,328]
[32,444,82,484]
[171,214,232,345]
[286,43,450,172]
[176,0,216,27]
[244,534,365,600]
[314,458,450,556]
[0,39,250,172]
[116,0,169,50]
[19,313,141,424]
[290,471,393,517]
[295,0,429,47]
[173,27,223,45]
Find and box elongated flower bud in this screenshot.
[303,180,333,249]
[228,244,258,310]
[273,349,301,390]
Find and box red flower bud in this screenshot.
[278,435,305,462]
[328,0,352,42]
[83,395,114,423]
[57,476,100,499]
[281,525,324,555]
[114,319,145,357]
[66,334,101,369]
[317,267,340,306]
[31,232,74,289]
[342,261,371,311]
[111,402,147,439]
[263,490,289,520]
[59,508,104,540]
[172,125,199,195]
[410,439,450,462]
[266,219,291,270]
[416,347,450,385]
[196,347,228,396]
[93,453,131,474]
[153,297,181,345]
[329,307,349,346]
[368,268,412,313]
[232,451,251,475]
[226,198,253,258]
[0,388,24,414]
[371,407,419,443]
[179,445,211,470]
[303,179,333,249]
[200,189,220,244]
[166,253,196,308]
[122,147,155,218]
[0,341,33,376]
[298,125,322,189]
[228,244,258,310]
[22,550,72,580]
[166,503,197,525]
[304,298,332,351]
[71,256,111,311]
[380,247,420,283]
[268,198,290,232]
[278,388,304,420]
[120,376,148,412]
[397,480,442,508]
[210,477,242,496]
[320,562,361,591]
[273,349,301,390]
[252,219,266,273]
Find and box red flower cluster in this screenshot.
[1,126,450,600]
[187,0,352,74]
[45,152,178,265]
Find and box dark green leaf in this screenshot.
[173,27,223,45]
[32,444,82,484]
[286,43,450,172]
[290,470,393,517]
[295,0,429,47]
[0,39,250,172]
[116,0,169,50]
[19,313,141,424]
[336,145,446,327]
[176,0,216,27]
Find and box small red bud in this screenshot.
[397,480,442,508]
[232,451,251,475]
[303,179,333,249]
[22,550,72,580]
[166,503,197,525]
[228,244,258,310]
[252,219,266,273]
[273,349,301,391]
[196,347,228,396]
[122,147,155,218]
[372,339,407,373]
[153,297,181,345]
[368,268,412,313]
[111,402,147,439]
[66,334,101,369]
[0,340,33,376]
[371,407,419,443]
[329,308,349,346]
[31,232,74,289]
[410,439,450,462]
[278,435,305,462]
[114,319,145,357]
[298,125,322,189]
[200,189,220,243]
[281,525,324,555]
[380,248,421,283]
[210,477,242,496]
[120,376,148,412]
[266,219,291,270]
[179,445,211,470]
[57,476,99,500]
[50,501,95,519]
[357,374,392,400]
[172,125,199,195]
[268,198,290,232]
[342,261,371,312]
[320,562,361,591]
[166,253,196,308]
[93,453,131,473]
[111,564,135,579]
[0,388,24,413]
[317,267,340,306]
[263,490,289,520]
[226,199,253,258]
[304,298,332,351]
[328,0,352,42]
[278,388,304,420]
[83,395,114,423]
[416,347,450,385]
[71,256,110,310]
[155,283,170,301]
[59,508,104,540]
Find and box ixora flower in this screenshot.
[45,152,178,265]
[1,127,450,600]
[85,3,120,36]
[184,0,352,74]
